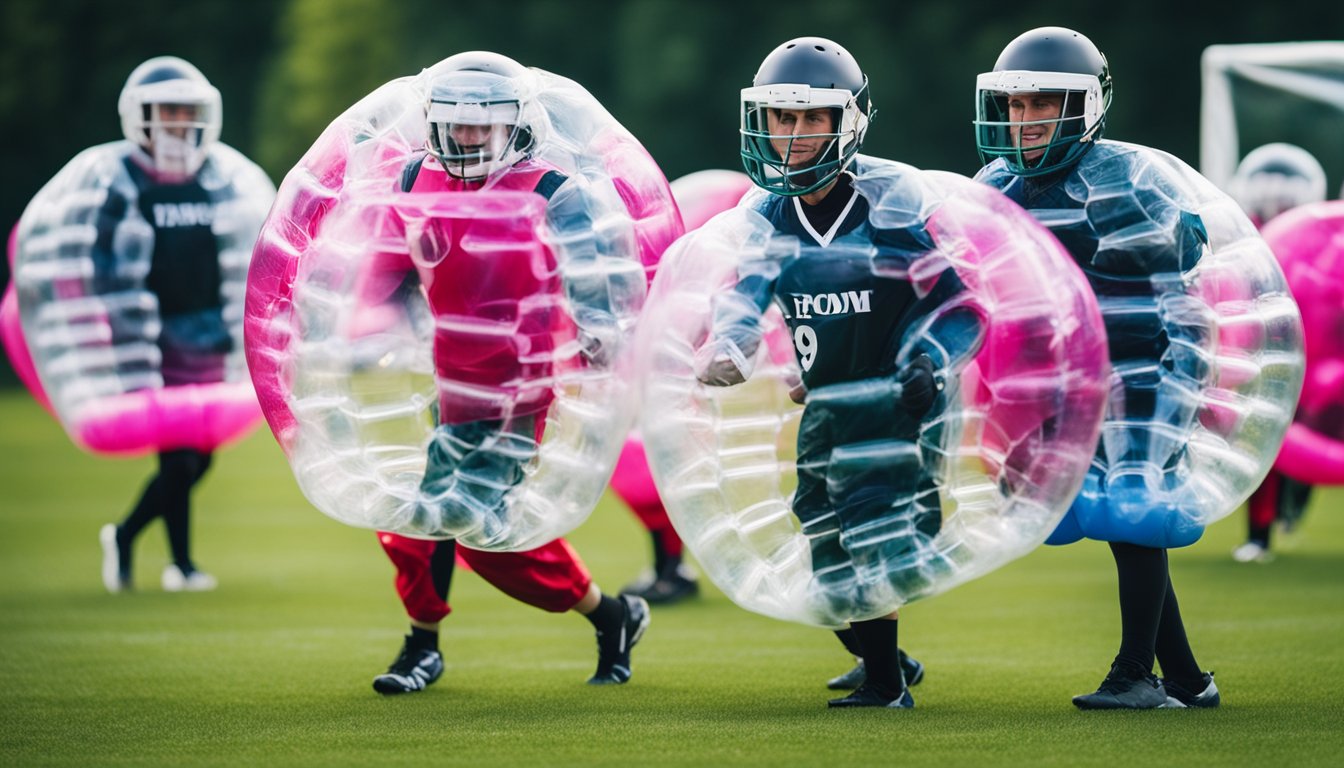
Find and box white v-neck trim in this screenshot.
[792,180,859,248]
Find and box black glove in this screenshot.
[897,354,938,418]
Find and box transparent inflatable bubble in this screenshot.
[8,142,275,454]
[982,140,1306,548]
[637,157,1110,626]
[1262,200,1344,484]
[245,60,681,550]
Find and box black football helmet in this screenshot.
[740,37,873,196]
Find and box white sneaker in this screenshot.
[100,524,128,594]
[1231,541,1273,563]
[162,564,218,592]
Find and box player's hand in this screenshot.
[695,342,748,386]
[787,376,807,404]
[897,354,938,417]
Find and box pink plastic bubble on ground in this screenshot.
[1263,200,1344,484]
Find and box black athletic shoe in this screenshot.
[1161,672,1220,708]
[372,638,444,695]
[1072,664,1178,710]
[825,651,924,690]
[588,594,650,685]
[827,683,914,709]
[620,564,699,605]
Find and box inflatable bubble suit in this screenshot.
[245,57,682,550]
[978,141,1306,549]
[637,157,1111,626]
[1262,200,1344,485]
[7,143,275,455]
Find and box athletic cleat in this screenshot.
[620,564,699,605]
[827,683,914,709]
[161,564,218,592]
[827,660,866,690]
[1073,664,1179,710]
[1161,672,1220,708]
[1232,541,1273,563]
[826,650,924,690]
[100,524,130,594]
[588,594,650,685]
[373,639,444,695]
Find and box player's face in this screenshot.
[767,108,834,168]
[1007,92,1063,161]
[155,103,199,140]
[449,122,498,149]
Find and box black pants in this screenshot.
[793,378,941,601]
[118,449,213,570]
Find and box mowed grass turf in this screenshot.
[1,389,1342,767]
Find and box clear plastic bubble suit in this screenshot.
[245,62,681,550]
[1263,200,1344,484]
[637,158,1111,626]
[9,143,275,454]
[981,141,1306,549]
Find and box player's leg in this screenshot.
[460,539,650,685]
[159,449,217,591]
[613,438,698,604]
[372,533,452,694]
[1154,553,1219,707]
[1234,472,1278,562]
[1073,542,1177,709]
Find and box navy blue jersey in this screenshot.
[730,163,960,390]
[92,158,237,381]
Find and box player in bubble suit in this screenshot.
[331,53,650,694]
[695,38,987,709]
[974,27,1226,710]
[70,57,275,593]
[1226,144,1327,563]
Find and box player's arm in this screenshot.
[694,257,780,387]
[544,170,647,366]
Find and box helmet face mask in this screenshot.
[425,68,536,182]
[740,37,872,197]
[975,71,1108,177]
[974,27,1112,177]
[118,57,221,179]
[741,83,866,196]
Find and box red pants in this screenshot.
[379,532,592,624]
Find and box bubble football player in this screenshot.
[974,27,1231,709]
[69,57,275,593]
[346,53,651,694]
[1226,143,1327,563]
[696,37,987,708]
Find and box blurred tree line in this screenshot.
[2,0,1342,384]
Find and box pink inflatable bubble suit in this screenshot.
[10,142,274,455]
[244,59,682,550]
[636,158,1109,627]
[1263,200,1344,484]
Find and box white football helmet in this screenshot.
[118,56,222,179]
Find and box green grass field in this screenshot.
[2,389,1342,767]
